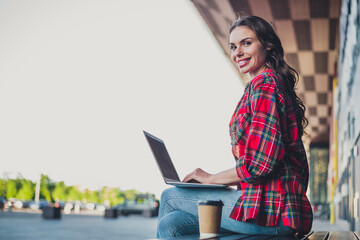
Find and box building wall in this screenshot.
[310,146,330,219]
[332,0,360,231]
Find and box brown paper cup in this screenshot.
[197,200,223,238]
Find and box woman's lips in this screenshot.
[237,58,250,68]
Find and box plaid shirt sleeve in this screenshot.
[236,82,285,184]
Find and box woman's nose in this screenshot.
[236,47,243,57]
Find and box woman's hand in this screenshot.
[182,168,212,184]
[183,167,240,186]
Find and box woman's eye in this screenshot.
[244,41,251,46]
[230,45,236,50]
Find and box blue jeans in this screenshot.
[156,187,296,238]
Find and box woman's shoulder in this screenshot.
[249,69,277,90]
[248,70,287,104]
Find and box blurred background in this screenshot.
[0,0,241,199]
[1,0,360,238]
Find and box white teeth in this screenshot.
[238,60,248,65]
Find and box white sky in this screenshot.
[0,0,244,198]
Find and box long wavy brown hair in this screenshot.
[230,16,308,137]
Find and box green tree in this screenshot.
[52,181,67,201]
[15,179,34,200]
[1,173,155,207]
[97,186,108,204]
[124,189,139,200]
[67,186,82,201]
[40,174,55,202]
[117,192,126,205]
[106,188,122,206]
[6,180,17,199]
[91,190,102,203]
[83,188,99,203]
[0,179,7,198]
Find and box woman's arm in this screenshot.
[234,82,284,184]
[182,167,240,186]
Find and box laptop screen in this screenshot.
[144,131,180,182]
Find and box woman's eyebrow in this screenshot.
[229,37,253,45]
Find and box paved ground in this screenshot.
[312,218,348,232]
[0,210,158,240]
[0,210,348,240]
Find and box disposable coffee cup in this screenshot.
[197,200,223,238]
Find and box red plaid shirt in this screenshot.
[229,69,313,234]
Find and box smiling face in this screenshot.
[229,26,268,79]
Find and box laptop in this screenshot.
[143,131,228,188]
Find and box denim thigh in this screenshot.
[157,187,295,236]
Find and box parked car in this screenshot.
[53,201,66,209]
[0,197,5,211]
[115,194,159,217]
[12,200,31,209]
[22,201,31,208]
[14,200,23,209]
[95,204,106,212]
[29,200,50,210]
[64,202,73,214]
[5,198,16,208]
[86,202,96,211]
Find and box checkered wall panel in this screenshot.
[190,0,340,145]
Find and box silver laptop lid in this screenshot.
[143,131,180,183]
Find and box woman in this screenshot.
[156,16,313,238]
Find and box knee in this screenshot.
[157,213,178,238]
[160,187,181,203]
[157,211,199,238]
[160,187,173,202]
